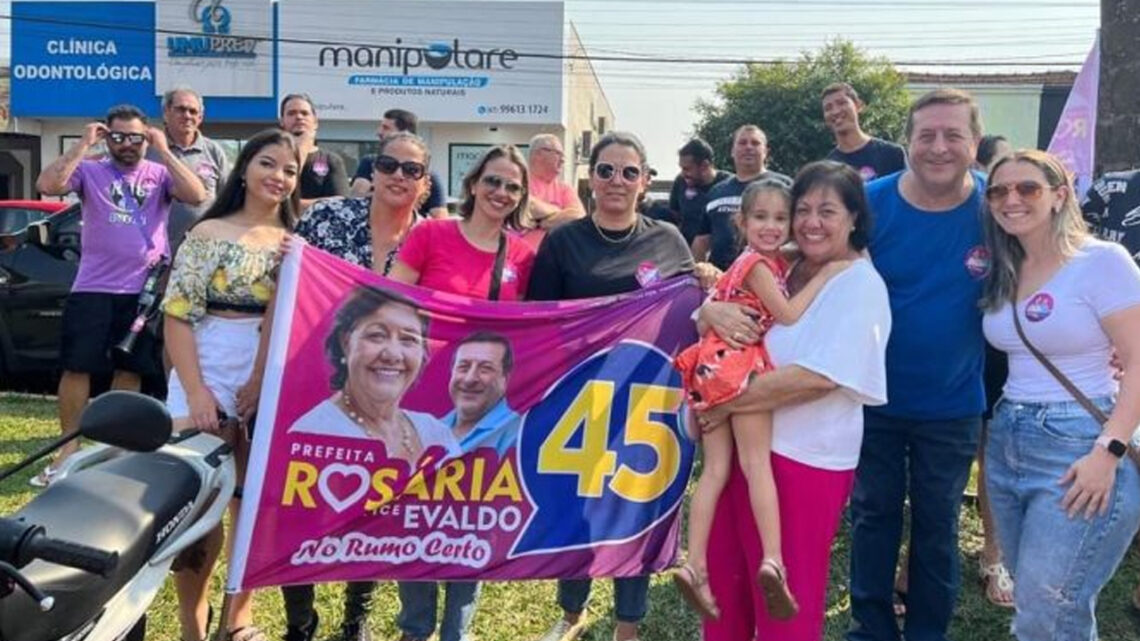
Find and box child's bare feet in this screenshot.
[758,558,798,620]
[673,563,720,619]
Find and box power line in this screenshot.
[1,12,1086,69]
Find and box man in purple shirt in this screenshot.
[33,103,207,485]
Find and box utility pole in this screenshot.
[1097,0,1140,172]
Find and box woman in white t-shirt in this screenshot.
[980,149,1140,640]
[696,161,891,641]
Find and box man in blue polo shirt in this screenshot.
[849,88,987,641]
[396,331,518,641]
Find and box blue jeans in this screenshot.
[558,576,650,624]
[986,398,1140,641]
[397,581,480,641]
[847,410,981,641]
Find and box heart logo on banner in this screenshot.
[318,464,371,513]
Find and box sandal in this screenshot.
[673,563,720,619]
[757,558,798,620]
[227,626,268,641]
[979,558,1015,609]
[28,465,58,488]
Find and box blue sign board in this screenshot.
[10,1,276,120]
[11,2,158,117]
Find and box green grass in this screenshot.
[2,392,1139,640]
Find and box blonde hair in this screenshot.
[980,149,1089,311]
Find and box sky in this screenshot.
[564,0,1100,170]
[0,0,1100,171]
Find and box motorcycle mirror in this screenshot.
[78,391,172,452]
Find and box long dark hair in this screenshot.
[195,128,302,230]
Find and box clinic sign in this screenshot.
[11,2,157,116]
[280,1,564,124]
[156,0,273,98]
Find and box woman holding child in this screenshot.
[695,161,891,641]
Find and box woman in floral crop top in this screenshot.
[160,129,301,641]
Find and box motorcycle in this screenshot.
[0,391,236,641]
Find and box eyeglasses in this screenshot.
[480,174,524,196]
[170,105,201,116]
[594,162,643,183]
[985,181,1049,204]
[373,155,426,180]
[537,147,564,159]
[107,132,146,146]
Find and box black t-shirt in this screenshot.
[668,169,732,245]
[300,150,349,200]
[352,155,446,217]
[1082,169,1140,263]
[527,215,695,301]
[826,138,906,182]
[699,171,792,271]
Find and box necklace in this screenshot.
[591,214,637,244]
[342,391,415,456]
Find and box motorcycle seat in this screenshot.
[0,451,203,641]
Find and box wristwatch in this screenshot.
[1095,435,1129,459]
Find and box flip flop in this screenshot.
[673,563,720,620]
[758,558,799,620]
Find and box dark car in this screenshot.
[0,201,80,386]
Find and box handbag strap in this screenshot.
[487,232,507,301]
[1011,301,1110,424]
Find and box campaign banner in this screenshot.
[228,245,701,591]
[1047,34,1099,196]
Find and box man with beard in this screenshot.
[148,86,229,254]
[395,332,518,641]
[823,82,906,182]
[280,92,348,211]
[691,124,791,271]
[32,103,207,486]
[668,137,730,247]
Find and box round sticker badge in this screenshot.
[684,187,698,199]
[635,261,661,288]
[859,166,877,181]
[1024,293,1054,322]
[312,155,330,178]
[964,245,991,280]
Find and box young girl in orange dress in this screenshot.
[674,180,850,621]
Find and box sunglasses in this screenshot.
[480,174,524,196]
[373,155,426,180]
[594,162,643,183]
[107,132,146,146]
[985,181,1050,204]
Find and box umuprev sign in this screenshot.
[278,0,564,124]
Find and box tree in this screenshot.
[693,40,910,177]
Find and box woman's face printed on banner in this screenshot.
[341,300,427,407]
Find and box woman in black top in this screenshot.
[528,132,693,641]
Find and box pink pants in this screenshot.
[703,453,854,641]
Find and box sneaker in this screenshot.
[536,617,587,641]
[282,612,318,641]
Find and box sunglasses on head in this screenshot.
[985,181,1049,204]
[373,155,426,180]
[107,132,146,145]
[480,174,524,196]
[593,162,643,182]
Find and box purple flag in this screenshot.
[1047,35,1099,195]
